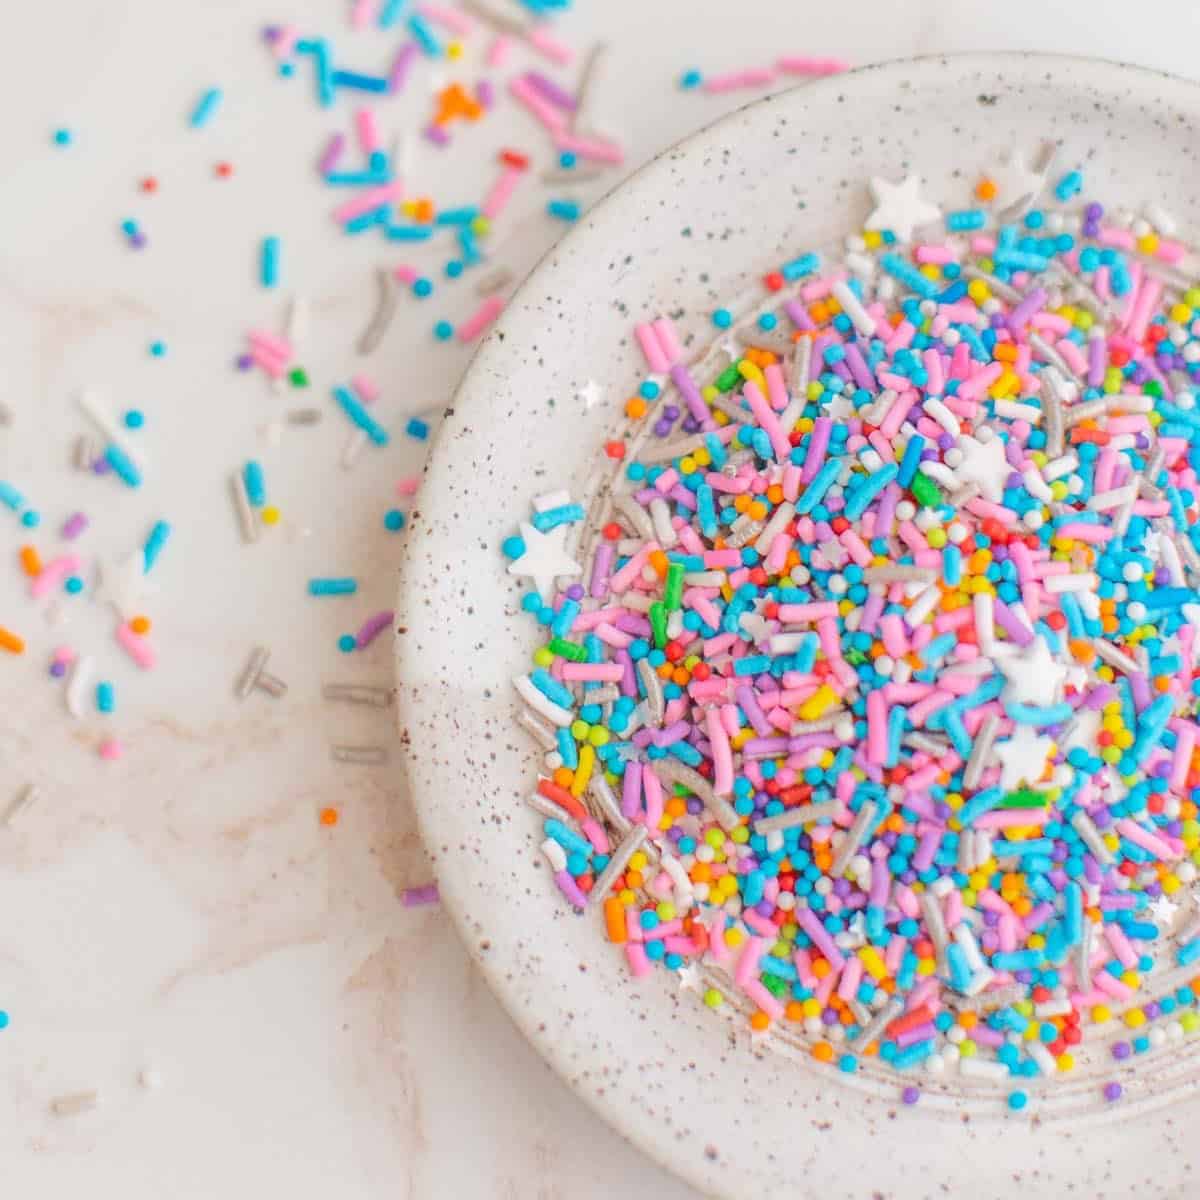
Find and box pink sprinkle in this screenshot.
[53,645,76,665]
[355,108,382,156]
[554,131,623,165]
[395,476,421,496]
[509,75,567,134]
[273,25,298,59]
[703,68,776,94]
[99,738,124,761]
[481,165,523,220]
[352,374,380,404]
[457,296,504,343]
[402,883,440,907]
[524,25,574,65]
[776,56,849,76]
[418,3,472,35]
[486,35,512,68]
[249,328,292,359]
[31,554,80,600]
[116,622,157,670]
[332,180,405,226]
[393,264,420,285]
[355,610,395,648]
[350,0,376,28]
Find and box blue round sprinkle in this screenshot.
[0,1010,8,1029]
[639,379,660,400]
[149,341,166,357]
[558,150,577,168]
[337,634,357,653]
[124,409,145,429]
[501,534,525,557]
[445,260,464,278]
[1007,1090,1028,1111]
[20,510,39,529]
[413,278,433,298]
[385,509,407,532]
[64,576,84,595]
[758,312,778,331]
[278,62,295,77]
[53,128,72,146]
[434,320,454,341]
[712,308,732,329]
[680,69,702,89]
[120,219,138,236]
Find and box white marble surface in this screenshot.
[2,2,1196,1196]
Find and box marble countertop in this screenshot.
[3,1,1196,1195]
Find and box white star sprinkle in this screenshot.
[577,379,603,410]
[95,552,158,619]
[994,725,1055,792]
[954,431,1011,502]
[1148,894,1178,926]
[677,963,702,994]
[507,523,581,600]
[991,151,1045,207]
[995,636,1068,708]
[865,175,942,242]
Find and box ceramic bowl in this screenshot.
[396,53,1200,1198]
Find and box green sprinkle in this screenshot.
[664,563,684,611]
[548,637,587,662]
[911,471,943,508]
[289,366,310,388]
[999,788,1050,809]
[715,363,742,392]
[649,602,668,649]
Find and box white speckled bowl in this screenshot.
[397,53,1200,1198]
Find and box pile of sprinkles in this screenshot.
[503,157,1200,1109]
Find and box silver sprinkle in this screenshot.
[357,267,399,356]
[286,408,324,426]
[588,824,646,906]
[235,647,269,699]
[3,784,38,826]
[231,470,259,544]
[332,745,388,765]
[51,1091,98,1117]
[322,683,393,707]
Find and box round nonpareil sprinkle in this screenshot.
[503,163,1200,1106]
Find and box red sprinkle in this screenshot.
[500,148,530,170]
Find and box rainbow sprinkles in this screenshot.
[501,154,1200,1111]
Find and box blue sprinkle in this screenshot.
[385,510,407,532]
[547,199,580,222]
[189,88,223,129]
[338,634,357,653]
[406,417,430,441]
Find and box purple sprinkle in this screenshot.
[262,24,282,42]
[1085,202,1104,220]
[1112,1041,1131,1061]
[130,231,147,249]
[901,1086,920,1105]
[475,79,495,109]
[61,512,89,540]
[236,353,254,371]
[1103,1082,1122,1102]
[565,584,585,601]
[401,882,440,908]
[354,609,395,649]
[49,662,67,678]
[424,124,451,147]
[92,457,111,475]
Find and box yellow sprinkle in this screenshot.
[261,505,281,526]
[799,684,838,721]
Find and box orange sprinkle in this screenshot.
[785,1000,805,1022]
[976,178,998,201]
[18,545,41,577]
[0,627,24,654]
[811,1041,835,1063]
[749,1011,771,1032]
[130,615,152,635]
[603,896,626,943]
[625,397,647,419]
[319,807,338,827]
